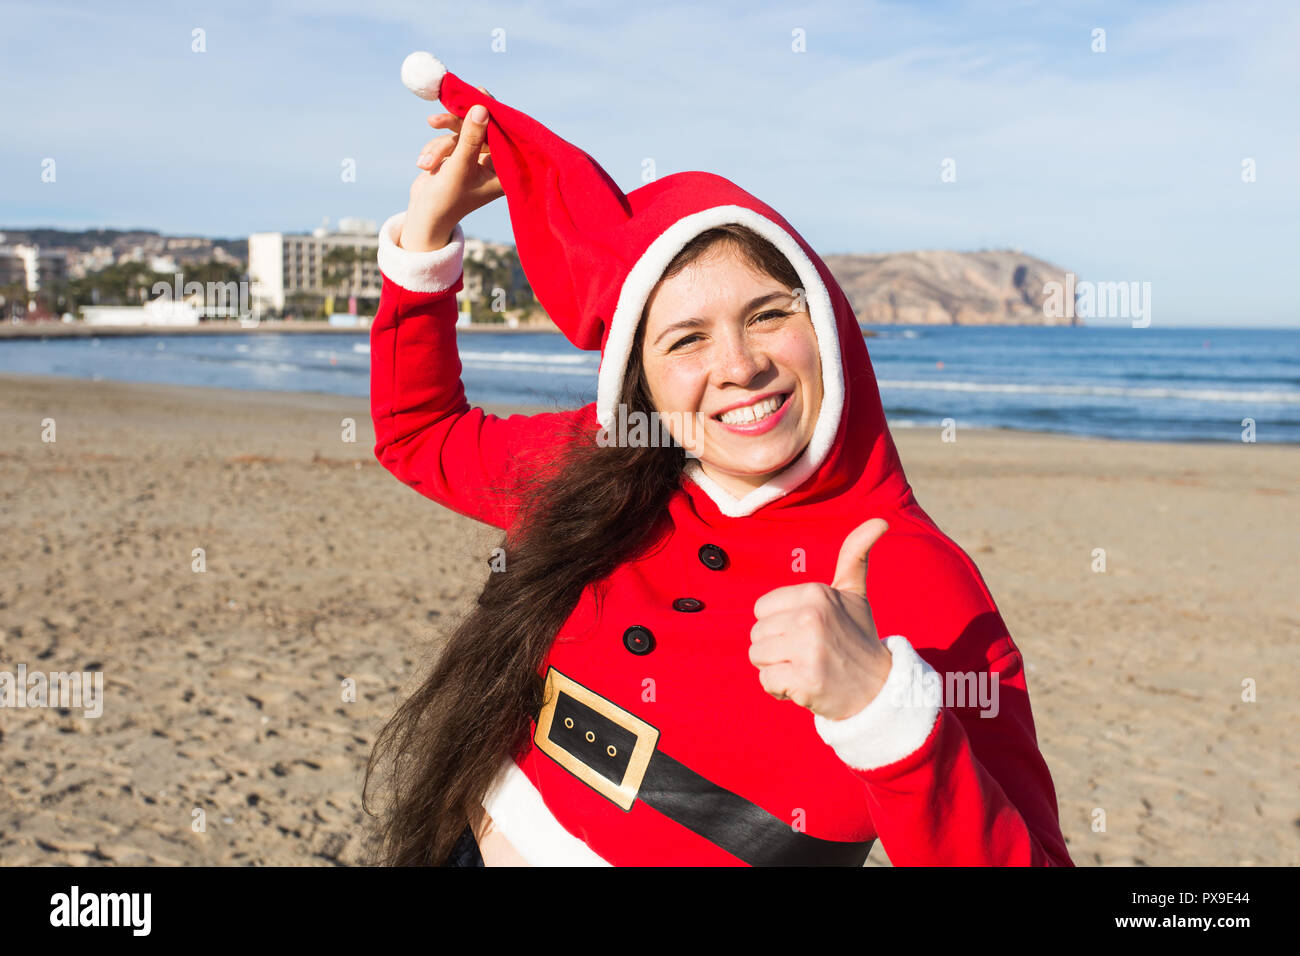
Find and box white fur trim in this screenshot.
[376,211,465,294]
[481,757,612,866]
[401,51,447,101]
[596,206,845,518]
[813,636,942,772]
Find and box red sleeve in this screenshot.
[814,526,1074,867]
[369,219,594,530]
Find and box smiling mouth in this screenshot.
[713,392,789,426]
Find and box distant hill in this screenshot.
[0,227,247,263]
[822,249,1080,325]
[3,226,1077,327]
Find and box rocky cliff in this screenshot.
[821,249,1081,325]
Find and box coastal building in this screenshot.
[68,245,116,279]
[0,250,24,289]
[248,217,382,316]
[462,235,558,328]
[462,237,496,301]
[246,218,557,328]
[82,293,201,327]
[0,243,68,293]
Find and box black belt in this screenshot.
[533,667,875,867]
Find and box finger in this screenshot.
[753,582,826,620]
[756,663,798,703]
[424,122,485,166]
[427,112,492,165]
[427,112,462,133]
[417,134,448,155]
[830,518,889,598]
[750,607,813,647]
[416,133,458,169]
[748,630,796,668]
[446,103,490,173]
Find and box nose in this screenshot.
[713,328,770,387]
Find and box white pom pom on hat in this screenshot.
[401,51,447,101]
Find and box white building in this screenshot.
[248,217,382,315]
[70,245,116,279]
[83,293,201,327]
[0,243,68,293]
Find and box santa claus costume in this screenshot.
[369,54,1073,866]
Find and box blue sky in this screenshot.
[3,0,1297,326]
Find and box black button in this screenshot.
[698,543,727,570]
[672,597,704,613]
[623,625,655,655]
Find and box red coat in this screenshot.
[370,210,1074,867]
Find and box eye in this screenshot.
[666,310,788,352]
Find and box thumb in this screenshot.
[448,103,490,172]
[830,518,889,598]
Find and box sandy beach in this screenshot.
[1,371,1296,867]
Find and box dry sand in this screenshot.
[1,372,1296,866]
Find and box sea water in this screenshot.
[1,325,1296,444]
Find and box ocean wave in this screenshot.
[222,359,303,372]
[460,360,594,376]
[457,350,596,367]
[864,329,922,339]
[875,379,1300,405]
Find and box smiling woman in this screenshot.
[363,53,1073,868]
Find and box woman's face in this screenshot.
[640,244,823,498]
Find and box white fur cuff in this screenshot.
[376,211,465,294]
[813,635,942,772]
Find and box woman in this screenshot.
[363,57,1073,867]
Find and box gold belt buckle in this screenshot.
[534,667,660,811]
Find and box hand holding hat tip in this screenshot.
[400,85,503,253]
[749,519,895,720]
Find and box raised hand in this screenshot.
[400,86,504,252]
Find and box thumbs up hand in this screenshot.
[749,519,895,720]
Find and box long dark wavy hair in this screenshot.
[362,222,804,865]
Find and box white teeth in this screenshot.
[718,395,783,425]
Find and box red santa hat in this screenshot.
[398,52,906,520]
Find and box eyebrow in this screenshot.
[652,291,795,347]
